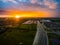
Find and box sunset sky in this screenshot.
[0,0,60,18]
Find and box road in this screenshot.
[44,21,60,30]
[33,21,48,45]
[43,21,60,36]
[47,31,60,35]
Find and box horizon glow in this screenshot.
[0,0,60,18]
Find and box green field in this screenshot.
[0,24,60,45]
[0,24,37,45]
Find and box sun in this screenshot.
[15,15,20,18]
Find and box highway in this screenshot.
[47,31,60,36]
[33,21,48,45]
[43,20,60,36]
[44,21,60,30]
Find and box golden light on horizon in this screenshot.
[0,9,55,18]
[15,15,20,18]
[8,10,53,18]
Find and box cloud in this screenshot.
[0,0,58,10]
[8,0,18,4]
[30,0,58,9]
[18,0,22,2]
[43,0,57,9]
[30,0,37,4]
[0,0,58,9]
[0,0,59,17]
[0,0,18,4]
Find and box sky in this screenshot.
[0,0,60,17]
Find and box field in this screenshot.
[0,24,37,45]
[0,21,60,45]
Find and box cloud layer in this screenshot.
[0,0,60,17]
[0,0,57,9]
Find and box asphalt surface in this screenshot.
[33,21,48,45]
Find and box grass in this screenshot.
[47,33,60,40]
[47,33,60,45]
[0,24,37,45]
[0,24,60,45]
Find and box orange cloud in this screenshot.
[1,9,57,18]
